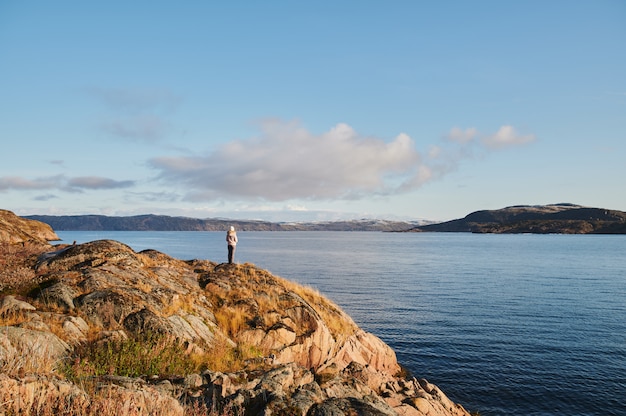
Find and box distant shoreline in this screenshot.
[25,214,424,232]
[24,203,626,234]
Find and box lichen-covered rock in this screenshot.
[38,280,80,310]
[36,240,143,273]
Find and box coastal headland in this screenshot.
[408,203,626,234]
[0,209,470,416]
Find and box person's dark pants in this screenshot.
[228,245,236,264]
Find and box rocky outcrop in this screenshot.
[0,211,470,416]
[200,262,400,376]
[180,361,468,416]
[0,209,59,244]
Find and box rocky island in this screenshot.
[0,209,470,416]
[409,203,626,234]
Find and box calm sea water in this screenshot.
[56,231,626,416]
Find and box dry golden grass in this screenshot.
[37,314,68,342]
[203,336,264,373]
[214,304,249,339]
[135,279,153,294]
[0,308,29,327]
[281,278,358,342]
[0,383,239,416]
[161,293,197,317]
[0,331,61,377]
[203,262,357,344]
[136,251,162,268]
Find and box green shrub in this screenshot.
[61,331,205,381]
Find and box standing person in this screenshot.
[226,226,238,264]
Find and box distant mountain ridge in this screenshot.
[410,203,626,234]
[24,203,626,234]
[25,214,424,232]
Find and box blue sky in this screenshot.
[1,1,625,222]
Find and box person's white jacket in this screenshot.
[226,230,238,246]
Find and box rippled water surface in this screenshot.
[57,231,626,416]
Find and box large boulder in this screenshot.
[33,240,225,350]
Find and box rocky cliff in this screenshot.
[0,210,470,416]
[0,209,59,244]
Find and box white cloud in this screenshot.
[66,176,135,190]
[0,176,63,191]
[0,175,135,193]
[33,194,58,201]
[482,125,536,149]
[446,125,536,150]
[149,121,537,203]
[150,120,423,202]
